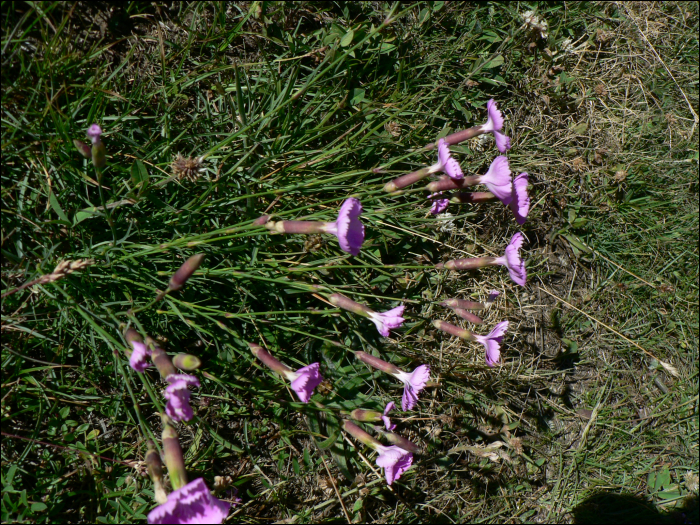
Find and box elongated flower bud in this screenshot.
[162,415,188,490]
[124,327,144,348]
[329,293,374,317]
[374,427,421,454]
[349,409,384,423]
[249,342,292,376]
[173,353,202,371]
[145,440,168,504]
[167,254,205,293]
[270,221,328,234]
[342,420,382,449]
[73,139,92,159]
[441,298,485,310]
[453,308,483,324]
[355,351,402,375]
[432,320,475,341]
[146,337,177,379]
[424,127,484,150]
[436,257,497,270]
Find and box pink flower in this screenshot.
[434,139,464,180]
[383,402,396,431]
[486,290,500,306]
[129,341,151,372]
[428,192,449,214]
[147,478,230,524]
[287,363,323,403]
[327,198,365,256]
[481,99,511,153]
[164,374,200,422]
[509,172,530,225]
[494,232,527,286]
[393,364,431,411]
[474,321,509,367]
[249,343,323,403]
[269,198,364,255]
[87,124,102,145]
[330,294,405,337]
[478,156,512,205]
[375,445,413,485]
[355,353,429,411]
[368,305,406,337]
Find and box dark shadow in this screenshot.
[571,491,698,525]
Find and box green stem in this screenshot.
[97,168,117,243]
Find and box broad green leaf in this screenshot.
[340,29,354,47]
[484,55,504,68]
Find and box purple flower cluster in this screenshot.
[112,96,528,509]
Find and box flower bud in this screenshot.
[329,293,373,317]
[146,337,177,379]
[355,351,402,375]
[73,139,92,159]
[161,414,188,490]
[432,320,475,341]
[173,353,202,371]
[124,327,144,348]
[453,308,483,324]
[249,342,292,376]
[342,420,382,449]
[441,298,485,310]
[374,427,422,454]
[167,254,205,293]
[349,409,383,423]
[145,440,167,504]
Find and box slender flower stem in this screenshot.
[96,168,117,243]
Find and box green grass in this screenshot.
[2,2,698,523]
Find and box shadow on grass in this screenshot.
[571,491,698,524]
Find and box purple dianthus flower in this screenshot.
[481,99,511,153]
[375,444,413,486]
[509,172,530,225]
[129,341,152,372]
[164,374,200,422]
[393,364,431,411]
[383,402,396,431]
[474,321,509,367]
[147,478,230,524]
[494,232,527,286]
[478,156,512,205]
[288,363,324,403]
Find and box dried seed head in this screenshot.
[43,259,94,284]
[171,154,204,182]
[384,121,401,137]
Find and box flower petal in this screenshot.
[335,198,364,255]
